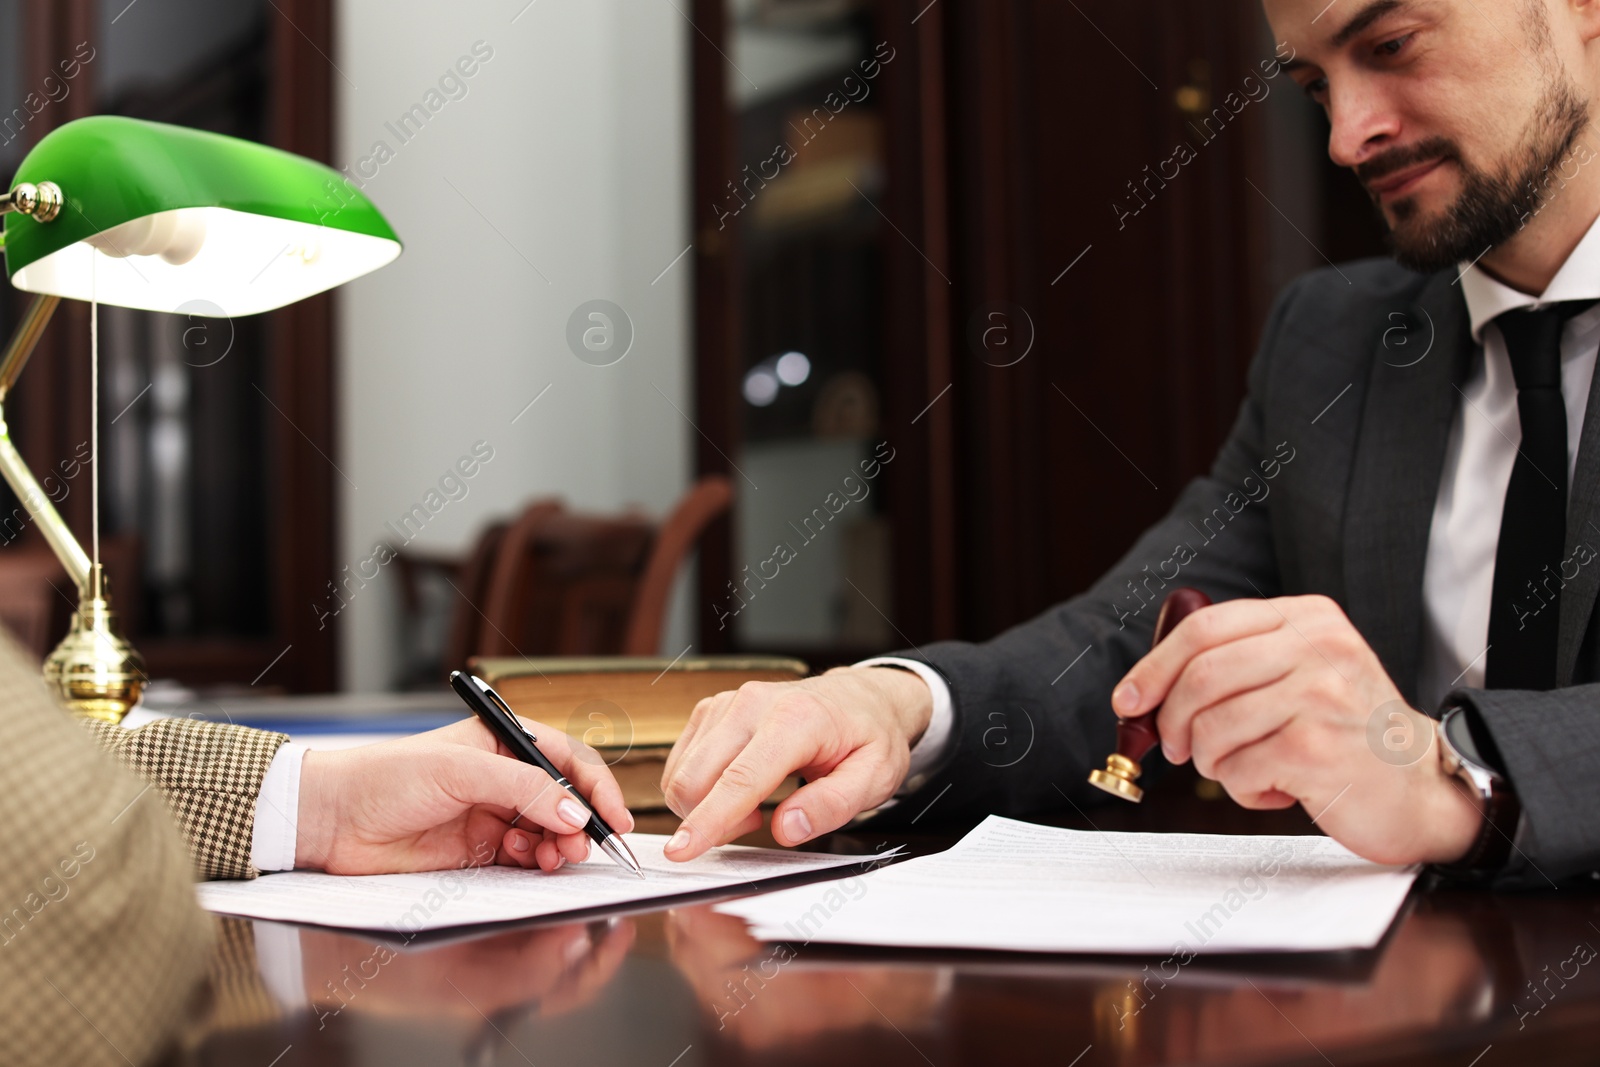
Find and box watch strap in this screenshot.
[1432,753,1522,881]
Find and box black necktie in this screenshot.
[1485,300,1593,690]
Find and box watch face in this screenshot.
[1442,709,1484,767]
[1442,706,1512,781]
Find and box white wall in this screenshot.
[335,0,692,690]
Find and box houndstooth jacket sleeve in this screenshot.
[80,715,291,881]
[0,630,212,1067]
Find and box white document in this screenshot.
[198,834,894,934]
[716,816,1419,955]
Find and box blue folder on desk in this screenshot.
[149,692,468,749]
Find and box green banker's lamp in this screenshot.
[0,116,401,722]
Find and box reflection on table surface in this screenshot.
[194,851,1600,1067]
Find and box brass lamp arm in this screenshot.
[0,418,92,593]
[0,294,91,594]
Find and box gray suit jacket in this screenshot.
[889,257,1600,889]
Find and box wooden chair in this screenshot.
[474,475,733,659]
[477,504,651,657]
[440,520,510,669]
[621,475,733,655]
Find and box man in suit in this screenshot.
[659,0,1600,888]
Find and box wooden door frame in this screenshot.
[879,0,959,646]
[689,0,740,654]
[263,0,339,692]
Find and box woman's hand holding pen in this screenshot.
[293,716,634,875]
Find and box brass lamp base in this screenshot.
[42,569,144,724]
[1087,753,1145,803]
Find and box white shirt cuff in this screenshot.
[250,742,305,872]
[854,656,955,795]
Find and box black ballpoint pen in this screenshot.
[449,670,645,879]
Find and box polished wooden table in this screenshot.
[191,774,1600,1067]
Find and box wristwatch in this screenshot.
[1432,704,1521,879]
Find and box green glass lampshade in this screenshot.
[4,116,400,316]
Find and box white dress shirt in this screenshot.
[251,217,1600,864]
[1418,218,1600,709]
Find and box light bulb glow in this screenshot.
[743,368,780,406]
[775,351,810,386]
